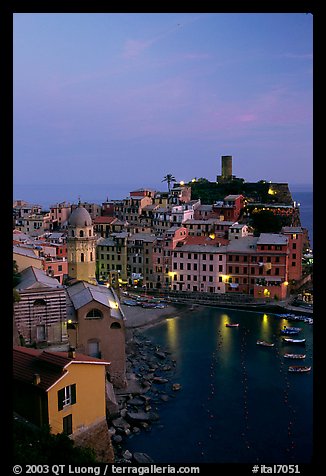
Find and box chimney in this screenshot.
[68,347,76,359]
[33,373,41,385]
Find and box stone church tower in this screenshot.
[67,203,97,284]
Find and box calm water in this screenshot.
[124,308,313,464]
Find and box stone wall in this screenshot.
[72,418,114,463]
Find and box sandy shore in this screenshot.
[121,303,182,330]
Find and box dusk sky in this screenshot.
[13,13,313,195]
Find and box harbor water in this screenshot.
[123,307,313,464]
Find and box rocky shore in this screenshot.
[108,303,186,464]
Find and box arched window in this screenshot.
[81,253,84,262]
[71,230,75,237]
[89,229,92,236]
[110,322,121,329]
[86,308,103,319]
[90,252,93,261]
[80,230,84,237]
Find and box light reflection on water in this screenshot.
[125,307,313,464]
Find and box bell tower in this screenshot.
[67,203,97,284]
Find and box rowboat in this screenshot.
[282,338,306,344]
[225,323,240,327]
[257,340,274,347]
[288,366,311,373]
[284,353,306,359]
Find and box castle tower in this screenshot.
[67,203,97,284]
[217,155,234,182]
[221,155,233,180]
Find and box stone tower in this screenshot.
[217,155,235,182]
[67,203,97,284]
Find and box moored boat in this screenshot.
[282,326,302,332]
[282,338,306,344]
[284,353,306,359]
[226,323,240,327]
[257,340,274,347]
[288,365,311,373]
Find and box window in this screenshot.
[81,253,84,262]
[58,384,76,411]
[80,230,84,237]
[292,253,296,259]
[110,322,121,329]
[180,263,184,270]
[58,265,62,272]
[292,243,297,250]
[218,276,222,282]
[219,265,223,272]
[209,254,213,261]
[194,263,198,271]
[187,263,191,270]
[63,414,73,435]
[203,254,206,260]
[86,308,103,319]
[203,264,206,271]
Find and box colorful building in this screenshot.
[13,347,110,438]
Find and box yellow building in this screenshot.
[13,346,109,436]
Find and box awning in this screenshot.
[264,277,282,282]
[229,283,239,288]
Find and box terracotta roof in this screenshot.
[13,347,109,392]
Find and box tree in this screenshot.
[162,174,176,192]
[250,210,283,234]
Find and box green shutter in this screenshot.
[58,388,64,411]
[71,384,76,405]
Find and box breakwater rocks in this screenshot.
[109,330,181,464]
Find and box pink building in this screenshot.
[50,202,72,230]
[171,243,227,293]
[43,258,68,284]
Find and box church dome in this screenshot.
[68,205,92,227]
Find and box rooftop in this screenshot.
[13,346,109,392]
[15,266,63,291]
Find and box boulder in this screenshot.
[133,452,154,464]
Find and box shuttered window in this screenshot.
[58,384,76,411]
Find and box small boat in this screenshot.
[288,366,311,373]
[257,340,274,347]
[226,323,240,327]
[282,326,302,332]
[281,329,301,335]
[284,353,306,359]
[282,338,306,345]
